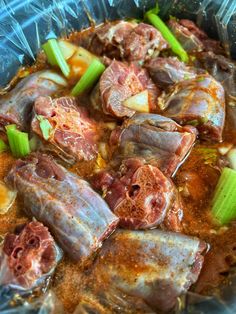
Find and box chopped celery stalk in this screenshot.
[71,59,106,96]
[18,132,30,157]
[37,115,53,141]
[211,167,236,225]
[0,139,8,153]
[145,10,189,63]
[6,124,30,158]
[42,39,70,77]
[6,126,18,157]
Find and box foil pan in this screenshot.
[0,0,236,313]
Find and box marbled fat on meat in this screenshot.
[0,221,62,290]
[31,96,98,164]
[100,60,159,118]
[92,158,183,231]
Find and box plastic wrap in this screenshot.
[1,0,236,88]
[0,290,64,314]
[1,0,236,313]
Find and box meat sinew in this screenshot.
[160,74,225,141]
[74,229,206,313]
[0,71,67,131]
[0,221,62,290]
[110,113,197,176]
[99,60,159,118]
[145,57,197,88]
[5,153,119,264]
[168,19,223,54]
[81,21,168,62]
[31,96,98,164]
[93,158,183,231]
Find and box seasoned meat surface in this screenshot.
[99,60,159,118]
[93,158,183,231]
[122,22,169,61]
[74,229,206,313]
[110,113,197,176]
[168,19,223,54]
[0,221,61,290]
[197,51,236,98]
[145,57,197,88]
[79,21,168,62]
[32,96,98,164]
[5,153,119,264]
[0,71,65,131]
[161,74,225,141]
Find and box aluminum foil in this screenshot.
[0,0,236,313]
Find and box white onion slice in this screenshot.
[99,142,108,160]
[94,154,106,173]
[69,47,97,77]
[123,90,149,113]
[104,122,117,130]
[227,148,236,170]
[39,70,68,87]
[0,181,17,215]
[218,143,233,155]
[58,40,77,60]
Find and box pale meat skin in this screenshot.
[0,221,62,290]
[145,56,197,88]
[110,113,197,176]
[160,74,225,141]
[74,229,206,313]
[0,71,65,131]
[5,153,119,264]
[31,96,99,164]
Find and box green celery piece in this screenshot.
[5,124,17,130]
[71,59,106,96]
[17,131,30,157]
[6,125,30,158]
[211,167,236,225]
[145,9,189,63]
[0,139,8,153]
[6,126,18,157]
[42,39,70,77]
[37,115,53,141]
